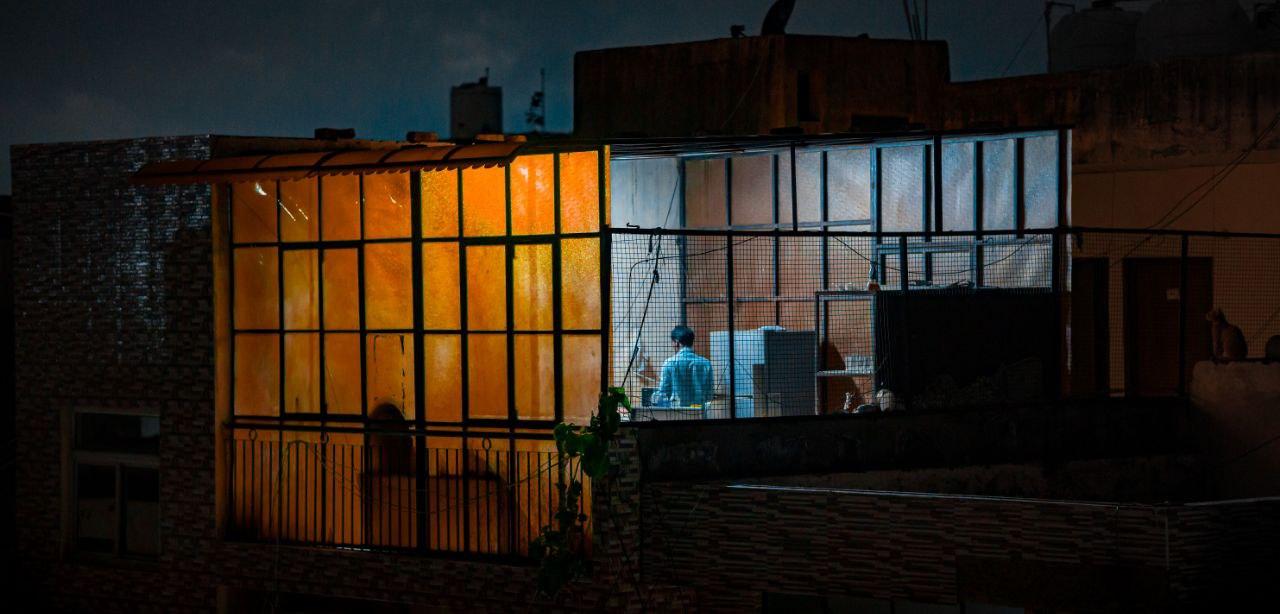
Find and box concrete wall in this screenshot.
[575,35,949,138]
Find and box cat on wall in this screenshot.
[1206,308,1248,362]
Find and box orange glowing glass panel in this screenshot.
[467,334,508,419]
[283,249,319,330]
[232,181,277,243]
[513,244,552,331]
[466,245,506,331]
[515,335,554,420]
[560,151,600,233]
[363,173,412,239]
[234,333,279,416]
[563,335,601,425]
[321,175,360,241]
[279,179,319,242]
[422,170,459,237]
[366,333,415,419]
[422,242,460,329]
[424,334,462,422]
[284,333,320,413]
[462,166,506,237]
[233,247,278,329]
[324,333,362,415]
[561,238,600,329]
[364,242,412,330]
[511,155,554,235]
[322,249,359,330]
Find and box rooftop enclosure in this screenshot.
[214,144,607,557]
[135,128,1280,561]
[574,35,950,138]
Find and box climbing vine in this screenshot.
[530,386,628,596]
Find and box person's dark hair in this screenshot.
[671,325,695,347]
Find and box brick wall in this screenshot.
[9,137,632,612]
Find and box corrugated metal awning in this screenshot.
[131,142,522,185]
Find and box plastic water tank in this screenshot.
[1257,2,1280,50]
[1049,2,1142,73]
[1136,0,1253,62]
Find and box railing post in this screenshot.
[1178,233,1189,396]
[898,235,911,403]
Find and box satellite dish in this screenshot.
[761,0,796,35]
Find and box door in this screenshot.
[1123,257,1212,397]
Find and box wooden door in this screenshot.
[1123,257,1212,396]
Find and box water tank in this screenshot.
[450,75,503,140]
[1136,0,1253,62]
[1049,2,1142,73]
[1257,2,1280,50]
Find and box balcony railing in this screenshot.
[226,426,573,559]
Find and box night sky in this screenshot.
[2,0,1069,193]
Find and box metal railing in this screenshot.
[226,425,573,559]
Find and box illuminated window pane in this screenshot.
[280,179,319,242]
[685,158,726,228]
[560,151,600,232]
[234,333,279,416]
[364,173,411,239]
[422,170,459,238]
[942,142,976,231]
[423,242,461,330]
[466,246,506,331]
[233,247,278,329]
[462,166,506,237]
[881,146,925,232]
[511,155,554,235]
[563,335,601,425]
[424,334,462,422]
[284,333,319,413]
[321,175,360,241]
[323,249,359,330]
[730,155,774,226]
[513,244,552,331]
[779,151,822,225]
[1024,135,1059,229]
[467,334,508,419]
[324,333,361,415]
[365,242,412,330]
[828,148,872,223]
[515,335,554,420]
[983,139,1017,231]
[232,181,277,243]
[366,333,415,420]
[562,238,600,329]
[283,249,319,330]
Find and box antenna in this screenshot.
[525,68,546,133]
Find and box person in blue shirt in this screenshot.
[651,326,714,408]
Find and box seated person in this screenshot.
[650,326,714,408]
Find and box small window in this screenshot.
[70,411,160,558]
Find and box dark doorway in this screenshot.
[1071,258,1110,396]
[1123,257,1213,397]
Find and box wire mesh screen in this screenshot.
[610,229,1062,421]
[611,227,1280,419]
[1068,231,1280,397]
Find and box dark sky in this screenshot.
[2,0,1075,193]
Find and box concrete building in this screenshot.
[10,27,1280,614]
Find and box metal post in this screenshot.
[410,171,428,551]
[726,159,736,419]
[1177,233,1189,396]
[899,235,911,402]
